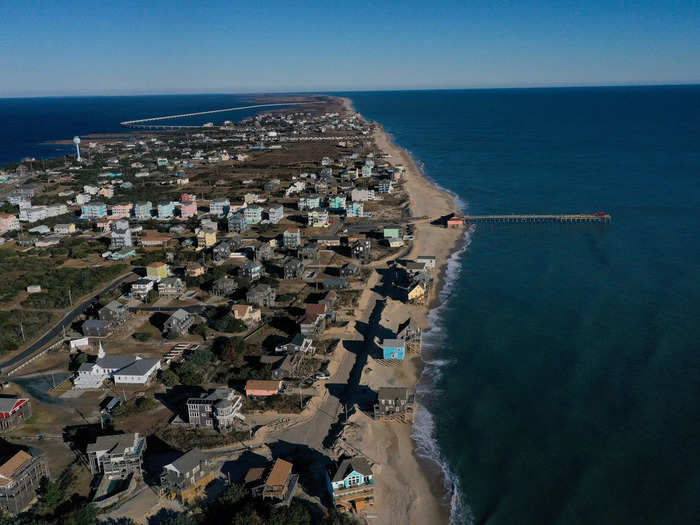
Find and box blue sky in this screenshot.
[1,0,698,96]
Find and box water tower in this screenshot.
[73,136,82,162]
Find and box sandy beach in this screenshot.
[338,97,463,524]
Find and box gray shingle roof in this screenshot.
[332,457,373,482]
[168,449,206,475]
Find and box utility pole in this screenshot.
[19,317,25,342]
[68,288,73,307]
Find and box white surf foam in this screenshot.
[412,226,476,525]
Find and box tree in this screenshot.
[145,289,158,304]
[192,323,209,341]
[133,332,152,342]
[38,477,65,513]
[63,504,98,525]
[159,369,179,387]
[175,362,202,386]
[212,336,245,367]
[189,348,214,367]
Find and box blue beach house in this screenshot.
[329,457,374,512]
[382,338,406,360]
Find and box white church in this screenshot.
[73,343,161,389]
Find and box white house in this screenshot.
[74,344,160,388]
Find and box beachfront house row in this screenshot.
[232,304,261,327]
[330,456,375,514]
[98,300,130,326]
[209,198,230,216]
[351,239,371,262]
[228,214,248,233]
[133,201,153,220]
[163,309,195,337]
[158,201,175,219]
[82,319,112,338]
[416,255,436,269]
[346,201,363,218]
[53,222,76,235]
[186,388,244,431]
[158,277,185,298]
[110,227,132,249]
[131,278,155,300]
[196,228,216,249]
[268,205,283,224]
[245,458,298,506]
[300,303,327,339]
[275,333,314,354]
[146,261,169,279]
[87,433,146,478]
[81,202,107,220]
[180,200,197,219]
[244,380,282,397]
[212,277,238,296]
[246,284,275,308]
[244,205,263,225]
[186,263,205,277]
[382,338,406,360]
[373,387,416,421]
[377,179,392,194]
[160,449,215,503]
[111,203,133,218]
[240,261,262,283]
[298,240,319,261]
[213,239,237,262]
[350,188,375,202]
[0,450,50,514]
[284,258,305,279]
[0,214,20,234]
[308,208,330,228]
[283,228,302,249]
[298,194,321,210]
[329,194,347,210]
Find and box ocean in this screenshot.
[0,94,278,166]
[345,87,700,525]
[2,87,699,524]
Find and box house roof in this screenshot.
[169,309,191,321]
[0,398,26,415]
[245,380,281,392]
[382,339,405,348]
[0,451,33,486]
[332,457,373,482]
[95,355,137,370]
[87,433,140,453]
[377,387,413,401]
[114,358,159,377]
[244,467,266,486]
[168,449,205,475]
[266,458,293,487]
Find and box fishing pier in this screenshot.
[448,213,611,226]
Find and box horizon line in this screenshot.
[1,81,699,100]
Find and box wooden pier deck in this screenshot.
[456,213,611,224]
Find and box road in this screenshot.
[271,272,386,450]
[0,271,137,375]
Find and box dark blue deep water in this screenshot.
[0,94,277,166]
[2,88,699,524]
[345,87,700,525]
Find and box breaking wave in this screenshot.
[412,227,475,525]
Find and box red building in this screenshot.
[0,398,32,432]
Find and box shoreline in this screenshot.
[339,96,463,524]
